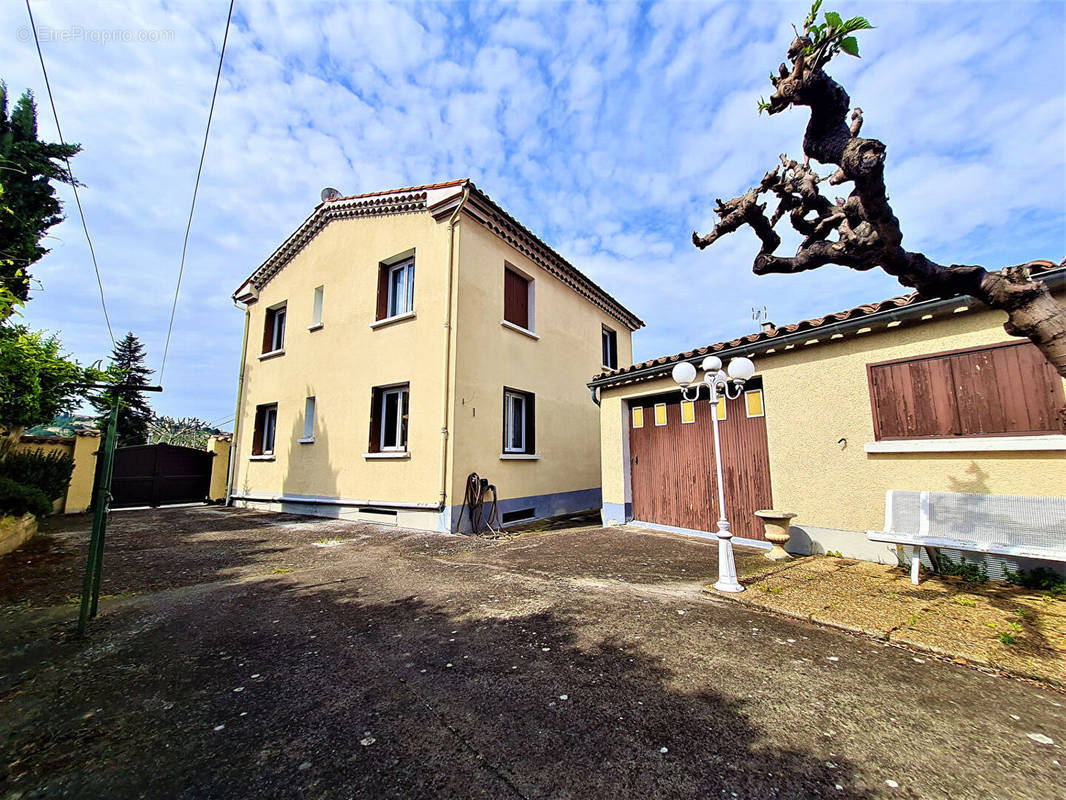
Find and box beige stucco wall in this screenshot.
[600,303,1066,536]
[230,212,452,508]
[449,220,633,505]
[11,434,99,514]
[206,436,231,501]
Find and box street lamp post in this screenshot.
[671,355,756,593]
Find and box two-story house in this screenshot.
[229,179,643,532]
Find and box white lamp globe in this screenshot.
[701,355,723,373]
[706,369,728,387]
[671,361,697,388]
[727,357,756,381]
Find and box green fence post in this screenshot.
[77,397,119,634]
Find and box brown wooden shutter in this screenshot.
[526,392,535,454]
[952,343,1064,436]
[251,406,265,455]
[868,341,1064,440]
[262,309,275,354]
[376,264,390,321]
[368,388,382,452]
[504,268,529,329]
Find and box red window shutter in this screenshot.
[504,268,529,329]
[376,265,390,321]
[952,343,1064,436]
[262,309,275,354]
[252,406,265,455]
[368,388,382,453]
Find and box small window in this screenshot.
[602,326,618,369]
[653,403,667,427]
[681,400,695,424]
[262,303,286,353]
[715,396,727,421]
[369,385,409,452]
[631,406,644,429]
[302,396,316,441]
[504,267,533,331]
[376,256,415,321]
[745,389,764,418]
[503,388,535,454]
[311,285,324,327]
[252,403,278,455]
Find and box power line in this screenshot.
[25,0,115,345]
[158,0,235,382]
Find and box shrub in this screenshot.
[1005,567,1066,599]
[0,476,53,518]
[0,449,74,500]
[936,553,987,583]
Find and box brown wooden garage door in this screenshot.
[628,382,772,541]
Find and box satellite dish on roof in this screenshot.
[320,187,343,202]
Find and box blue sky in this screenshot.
[4,0,1064,427]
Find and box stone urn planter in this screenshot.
[754,510,797,561]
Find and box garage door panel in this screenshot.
[628,386,771,541]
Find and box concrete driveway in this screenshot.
[1,507,1063,799]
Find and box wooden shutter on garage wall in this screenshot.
[867,341,1065,440]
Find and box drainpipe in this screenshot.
[438,185,471,518]
[225,299,251,505]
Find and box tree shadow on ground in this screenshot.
[2,574,875,799]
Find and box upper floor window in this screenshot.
[252,403,278,455]
[867,341,1064,440]
[602,326,618,369]
[369,383,409,452]
[377,256,415,321]
[504,266,533,332]
[310,285,324,328]
[503,388,535,454]
[262,303,286,354]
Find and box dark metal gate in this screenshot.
[105,443,215,509]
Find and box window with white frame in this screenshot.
[503,388,535,454]
[601,326,618,369]
[302,396,316,441]
[387,259,415,318]
[262,303,286,353]
[310,285,324,327]
[253,403,278,455]
[369,384,409,452]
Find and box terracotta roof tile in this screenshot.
[594,259,1063,382]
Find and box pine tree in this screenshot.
[92,333,154,446]
[0,84,81,302]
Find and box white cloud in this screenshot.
[2,0,1062,421]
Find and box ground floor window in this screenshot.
[503,388,535,454]
[252,403,278,455]
[370,384,409,452]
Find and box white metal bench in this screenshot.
[867,490,1066,584]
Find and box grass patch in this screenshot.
[312,539,345,547]
[952,596,977,608]
[64,591,131,605]
[760,584,784,596]
[270,567,293,575]
[998,632,1017,645]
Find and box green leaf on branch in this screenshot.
[840,36,860,56]
[825,11,842,29]
[757,97,772,114]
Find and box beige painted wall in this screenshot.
[11,435,99,514]
[207,436,231,501]
[231,212,452,507]
[600,303,1066,534]
[449,220,633,504]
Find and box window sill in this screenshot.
[298,437,315,444]
[258,349,285,361]
[500,453,539,460]
[307,323,324,332]
[501,320,540,340]
[864,435,1066,454]
[370,311,416,330]
[248,454,276,461]
[362,451,411,460]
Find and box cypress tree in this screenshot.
[92,333,153,446]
